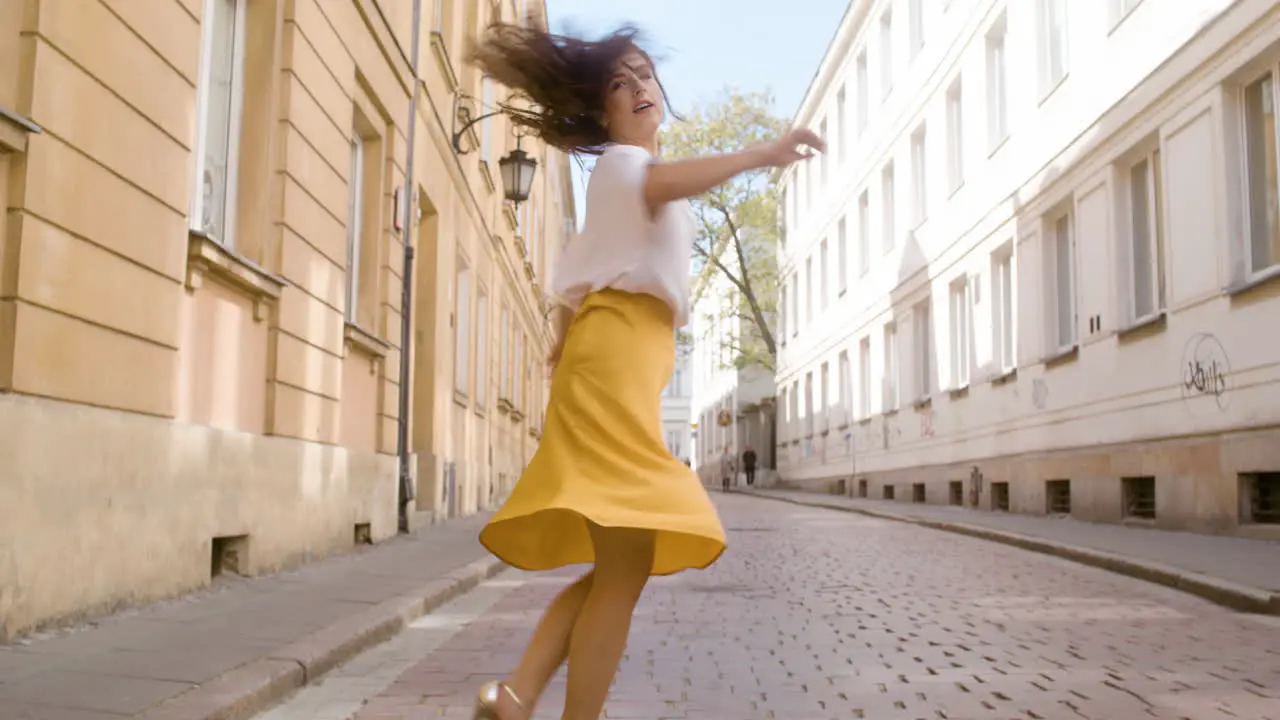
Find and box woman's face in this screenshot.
[602,51,663,147]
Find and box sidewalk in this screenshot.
[0,513,504,720]
[743,488,1280,615]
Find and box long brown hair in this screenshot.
[468,22,676,155]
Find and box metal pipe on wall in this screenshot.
[395,0,424,534]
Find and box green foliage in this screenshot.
[663,89,784,372]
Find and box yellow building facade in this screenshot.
[0,0,572,639]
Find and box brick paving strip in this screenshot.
[0,513,505,720]
[741,488,1280,616]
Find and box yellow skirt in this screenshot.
[479,289,726,576]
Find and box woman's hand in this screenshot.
[752,128,826,169]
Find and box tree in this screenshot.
[662,90,785,372]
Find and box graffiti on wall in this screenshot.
[1180,333,1231,411]
[1031,379,1049,410]
[919,409,935,439]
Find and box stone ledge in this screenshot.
[742,490,1280,617]
[136,556,507,720]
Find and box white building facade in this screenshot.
[662,343,694,465]
[775,0,1280,535]
[690,266,777,485]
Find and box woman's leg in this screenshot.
[562,524,656,720]
[495,572,595,718]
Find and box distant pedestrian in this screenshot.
[742,445,757,486]
[466,18,824,720]
[720,447,735,493]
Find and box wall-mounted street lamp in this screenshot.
[451,92,538,209]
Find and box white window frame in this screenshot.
[1122,148,1166,324]
[819,117,829,185]
[914,299,933,399]
[819,237,829,310]
[858,190,871,275]
[1111,0,1143,28]
[911,124,927,228]
[946,77,964,194]
[856,50,870,133]
[190,0,248,248]
[882,163,896,253]
[345,136,364,323]
[883,322,899,412]
[879,9,894,100]
[838,349,851,425]
[820,361,830,432]
[499,306,510,400]
[778,281,787,344]
[992,248,1016,374]
[805,255,814,325]
[985,16,1008,152]
[1241,70,1280,279]
[949,277,972,389]
[475,290,489,410]
[837,217,849,294]
[804,371,815,437]
[1048,211,1078,354]
[836,85,848,164]
[858,336,872,419]
[1039,0,1069,95]
[453,259,472,398]
[909,0,924,58]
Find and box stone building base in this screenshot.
[0,394,398,640]
[785,426,1280,541]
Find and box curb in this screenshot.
[744,491,1280,617]
[137,556,508,720]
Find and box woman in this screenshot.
[468,22,822,720]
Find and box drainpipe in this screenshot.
[396,0,424,534]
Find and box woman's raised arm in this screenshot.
[643,127,824,211]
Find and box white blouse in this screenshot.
[549,143,696,327]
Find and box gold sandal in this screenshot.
[473,680,524,720]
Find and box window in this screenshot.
[879,10,894,99]
[909,0,924,58]
[779,387,789,441]
[881,163,896,253]
[1126,150,1166,322]
[789,280,798,337]
[454,259,472,397]
[946,78,964,193]
[914,299,933,398]
[780,185,789,247]
[191,0,246,247]
[1113,0,1143,25]
[481,76,495,162]
[475,291,489,408]
[856,51,869,133]
[805,255,814,324]
[779,281,787,343]
[859,337,872,418]
[1050,212,1077,352]
[949,278,972,389]
[1039,0,1069,93]
[858,190,871,275]
[838,350,851,422]
[993,249,1015,373]
[819,238,830,310]
[499,306,510,400]
[883,323,899,411]
[804,372,815,436]
[986,15,1008,150]
[1243,72,1280,275]
[819,117,829,184]
[790,380,800,439]
[837,217,849,294]
[514,331,524,408]
[911,125,927,227]
[345,137,364,323]
[836,85,848,163]
[820,362,830,431]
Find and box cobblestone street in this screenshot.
[260,495,1280,720]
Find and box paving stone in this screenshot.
[342,495,1280,720]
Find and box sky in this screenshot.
[545,0,851,223]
